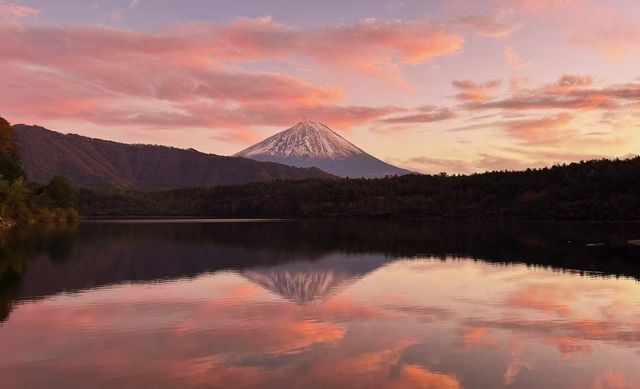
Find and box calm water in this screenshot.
[1,219,640,388]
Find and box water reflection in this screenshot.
[0,220,639,388]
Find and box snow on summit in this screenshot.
[235,121,412,178]
[236,121,364,159]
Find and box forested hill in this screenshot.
[79,157,640,220]
[0,117,78,225]
[13,124,334,190]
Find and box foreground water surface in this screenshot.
[1,219,640,388]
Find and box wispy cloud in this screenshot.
[452,79,502,102]
[504,46,533,70]
[0,1,37,24]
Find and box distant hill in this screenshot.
[235,121,412,178]
[13,124,334,190]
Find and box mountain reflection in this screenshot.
[1,219,640,313]
[242,253,387,304]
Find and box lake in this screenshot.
[1,219,640,388]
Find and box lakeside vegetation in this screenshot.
[79,156,640,220]
[0,117,79,227]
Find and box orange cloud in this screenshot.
[504,282,577,317]
[304,340,462,389]
[503,339,532,386]
[545,74,595,94]
[396,364,462,389]
[503,113,574,143]
[465,75,634,111]
[460,327,494,348]
[544,337,593,359]
[452,79,502,102]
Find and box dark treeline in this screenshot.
[79,157,640,220]
[0,117,79,225]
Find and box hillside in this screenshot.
[13,125,334,190]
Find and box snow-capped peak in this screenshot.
[235,121,365,159]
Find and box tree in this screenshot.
[45,176,76,208]
[0,117,18,159]
[0,152,24,182]
[0,117,24,182]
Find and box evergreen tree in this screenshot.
[0,117,25,182]
[45,176,76,208]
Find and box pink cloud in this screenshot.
[209,16,465,78]
[452,79,502,102]
[544,337,593,359]
[465,75,637,112]
[503,339,532,385]
[460,327,495,348]
[0,23,407,141]
[544,74,594,94]
[590,369,635,389]
[503,112,574,143]
[0,1,37,23]
[0,13,525,144]
[375,106,456,126]
[492,0,584,13]
[566,4,640,60]
[504,46,533,70]
[452,10,522,38]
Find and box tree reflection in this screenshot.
[0,223,77,321]
[1,219,640,323]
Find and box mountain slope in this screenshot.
[14,124,334,190]
[235,121,412,178]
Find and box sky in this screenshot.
[1,0,640,174]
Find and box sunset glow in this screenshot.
[1,0,639,173]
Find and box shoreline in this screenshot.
[80,215,640,224]
[84,218,292,224]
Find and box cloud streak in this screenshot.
[465,75,640,111]
[452,79,502,102]
[0,1,37,24]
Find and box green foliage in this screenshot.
[0,176,79,224]
[0,178,31,220]
[0,117,78,225]
[78,157,640,221]
[43,176,77,209]
[0,152,25,182]
[0,117,19,159]
[0,117,25,182]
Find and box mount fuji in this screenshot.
[235,121,412,178]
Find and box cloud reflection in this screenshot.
[2,242,640,387]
